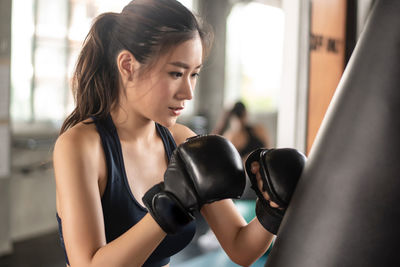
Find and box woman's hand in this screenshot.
[250,161,280,208]
[245,148,306,234]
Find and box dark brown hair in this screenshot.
[60,0,213,134]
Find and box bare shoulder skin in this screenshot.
[253,123,270,148]
[168,122,197,145]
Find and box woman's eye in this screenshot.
[191,73,200,78]
[169,72,183,78]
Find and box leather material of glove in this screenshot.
[166,134,246,210]
[245,148,306,234]
[142,182,193,234]
[143,135,246,234]
[255,199,284,235]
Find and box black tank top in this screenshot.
[238,126,265,157]
[56,115,196,266]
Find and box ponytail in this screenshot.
[60,12,120,134]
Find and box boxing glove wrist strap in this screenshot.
[143,183,194,234]
[255,199,284,235]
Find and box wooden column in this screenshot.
[307,0,347,153]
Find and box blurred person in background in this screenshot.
[213,100,270,159]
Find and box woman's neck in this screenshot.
[110,107,156,143]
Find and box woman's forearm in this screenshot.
[230,218,274,266]
[70,214,166,267]
[201,200,274,267]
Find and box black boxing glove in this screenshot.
[245,148,306,234]
[143,135,246,234]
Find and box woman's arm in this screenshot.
[171,123,274,265]
[54,126,166,267]
[201,200,274,267]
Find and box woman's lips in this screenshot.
[169,106,184,116]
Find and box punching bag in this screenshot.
[265,1,400,267]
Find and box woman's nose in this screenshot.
[177,77,194,100]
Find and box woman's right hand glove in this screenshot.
[143,135,246,234]
[245,148,307,235]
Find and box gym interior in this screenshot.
[1,0,392,266]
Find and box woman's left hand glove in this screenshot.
[245,148,307,235]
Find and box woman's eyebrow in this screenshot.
[168,61,202,69]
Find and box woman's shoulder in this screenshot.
[251,123,270,147]
[252,123,268,136]
[54,119,101,160]
[168,123,197,146]
[57,119,99,146]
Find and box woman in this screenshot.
[53,0,276,266]
[213,101,270,159]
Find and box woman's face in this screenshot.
[129,35,203,127]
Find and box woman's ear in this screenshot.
[116,50,140,81]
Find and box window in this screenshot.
[225,2,284,113]
[11,0,193,128]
